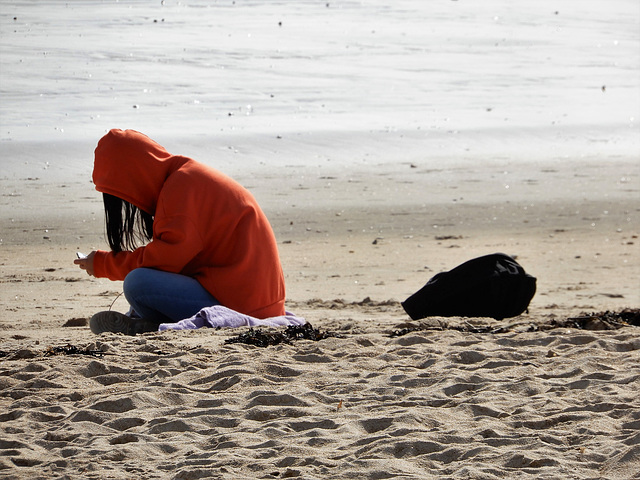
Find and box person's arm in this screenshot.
[92,214,205,281]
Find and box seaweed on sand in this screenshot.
[560,308,640,330]
[44,344,106,358]
[225,323,334,348]
[389,308,640,337]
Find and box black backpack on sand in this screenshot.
[401,253,537,321]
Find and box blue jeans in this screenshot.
[123,268,219,323]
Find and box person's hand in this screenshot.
[74,251,96,277]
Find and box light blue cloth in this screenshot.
[158,305,306,331]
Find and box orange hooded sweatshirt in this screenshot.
[91,129,286,319]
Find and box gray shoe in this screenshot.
[90,311,157,335]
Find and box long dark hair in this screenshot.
[103,193,154,253]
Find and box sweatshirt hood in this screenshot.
[93,129,185,215]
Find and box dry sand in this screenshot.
[1,153,638,479]
[1,1,640,479]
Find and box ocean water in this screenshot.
[0,0,638,171]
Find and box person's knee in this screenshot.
[123,268,150,297]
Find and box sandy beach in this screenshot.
[1,1,639,479]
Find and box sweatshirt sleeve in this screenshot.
[93,214,204,281]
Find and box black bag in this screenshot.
[401,253,537,320]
